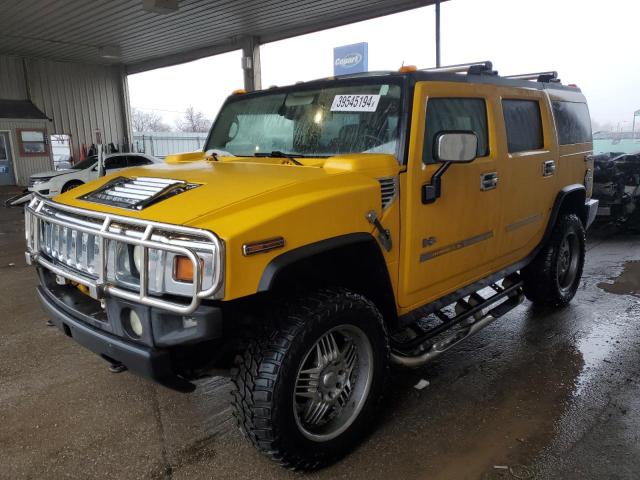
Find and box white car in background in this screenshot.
[28,152,160,197]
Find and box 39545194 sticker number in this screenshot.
[330,94,380,112]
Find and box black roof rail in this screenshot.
[504,71,560,83]
[421,61,496,75]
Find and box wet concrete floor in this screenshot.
[1,188,639,479]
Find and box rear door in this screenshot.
[398,82,504,311]
[495,90,559,264]
[104,155,127,173]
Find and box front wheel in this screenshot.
[231,289,389,470]
[61,180,83,193]
[522,213,586,307]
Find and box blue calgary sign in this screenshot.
[333,42,368,76]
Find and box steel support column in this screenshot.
[241,36,262,92]
[435,0,441,67]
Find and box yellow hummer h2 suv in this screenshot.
[25,61,598,469]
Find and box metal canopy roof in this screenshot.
[0,0,444,74]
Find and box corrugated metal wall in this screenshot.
[25,57,130,158]
[0,118,52,185]
[0,54,131,185]
[0,55,28,100]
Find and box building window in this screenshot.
[17,129,48,156]
[423,98,489,163]
[502,100,544,153]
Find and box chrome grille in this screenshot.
[379,177,398,210]
[39,221,100,276]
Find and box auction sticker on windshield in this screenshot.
[331,94,380,112]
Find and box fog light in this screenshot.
[128,309,144,337]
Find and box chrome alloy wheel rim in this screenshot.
[558,231,580,291]
[293,324,374,442]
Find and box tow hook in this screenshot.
[366,210,392,252]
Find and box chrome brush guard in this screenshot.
[25,195,224,315]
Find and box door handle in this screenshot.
[543,160,556,177]
[480,172,498,191]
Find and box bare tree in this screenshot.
[131,108,171,132]
[176,106,211,133]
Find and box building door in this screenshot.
[0,132,16,186]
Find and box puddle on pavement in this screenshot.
[597,260,640,296]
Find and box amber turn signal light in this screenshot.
[173,256,203,282]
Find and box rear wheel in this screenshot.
[231,289,389,470]
[522,213,586,307]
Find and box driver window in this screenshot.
[423,98,489,163]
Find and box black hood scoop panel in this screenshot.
[79,176,200,210]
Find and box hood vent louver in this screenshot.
[79,176,200,210]
[379,177,398,210]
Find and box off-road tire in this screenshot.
[230,289,389,470]
[62,180,83,192]
[522,213,586,307]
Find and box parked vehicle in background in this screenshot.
[592,152,640,228]
[27,152,160,198]
[25,61,597,470]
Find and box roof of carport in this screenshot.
[0,0,444,74]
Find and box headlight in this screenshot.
[106,239,216,297]
[30,177,52,186]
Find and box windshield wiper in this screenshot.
[253,151,304,165]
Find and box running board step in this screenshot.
[390,284,523,368]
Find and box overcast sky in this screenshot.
[128,0,639,131]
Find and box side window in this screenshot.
[104,156,126,170]
[127,155,153,167]
[502,100,544,153]
[552,101,592,145]
[423,98,489,163]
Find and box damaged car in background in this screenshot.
[593,152,640,228]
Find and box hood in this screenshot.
[31,169,73,179]
[55,154,400,228]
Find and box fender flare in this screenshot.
[257,232,378,292]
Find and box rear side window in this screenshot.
[423,98,489,163]
[502,100,544,153]
[127,155,153,167]
[552,101,591,145]
[104,156,126,170]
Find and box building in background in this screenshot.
[0,54,131,185]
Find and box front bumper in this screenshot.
[37,279,223,393]
[584,198,599,229]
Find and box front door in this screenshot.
[398,82,503,312]
[0,132,16,185]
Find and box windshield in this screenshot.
[206,81,402,158]
[72,156,97,170]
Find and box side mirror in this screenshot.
[434,131,477,163]
[422,131,478,204]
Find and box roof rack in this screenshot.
[422,61,495,75]
[504,71,560,83]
